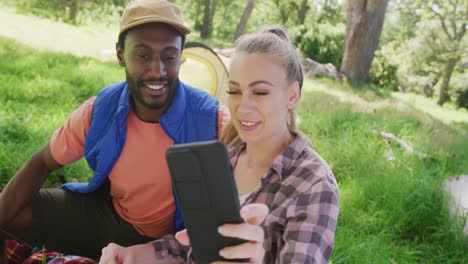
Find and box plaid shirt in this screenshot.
[152,133,339,263]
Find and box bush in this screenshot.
[449,72,468,109]
[292,23,345,69]
[369,50,399,90]
[400,75,437,95]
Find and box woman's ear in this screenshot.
[287,81,300,110]
[116,43,125,67]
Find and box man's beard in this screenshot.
[126,70,178,110]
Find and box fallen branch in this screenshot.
[379,131,433,160]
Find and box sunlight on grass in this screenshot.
[0,7,118,61]
[303,78,468,126]
[392,92,468,124]
[303,78,407,112]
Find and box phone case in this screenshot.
[166,140,249,263]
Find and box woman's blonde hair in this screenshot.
[220,26,304,147]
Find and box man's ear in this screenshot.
[287,81,301,110]
[116,43,125,67]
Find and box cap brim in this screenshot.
[120,17,191,36]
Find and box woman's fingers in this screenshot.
[99,243,122,264]
[218,241,264,260]
[175,229,191,246]
[212,203,268,263]
[240,203,269,225]
[218,222,264,242]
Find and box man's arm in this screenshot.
[0,142,62,229]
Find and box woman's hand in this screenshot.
[99,243,154,264]
[99,242,183,264]
[175,203,269,263]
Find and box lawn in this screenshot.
[0,18,467,264]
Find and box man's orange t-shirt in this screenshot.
[50,97,229,238]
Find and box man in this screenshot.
[0,0,227,259]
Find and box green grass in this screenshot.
[298,81,468,263]
[0,36,123,185]
[0,35,467,263]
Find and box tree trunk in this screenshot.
[340,0,389,83]
[280,9,289,24]
[273,0,289,24]
[208,0,217,35]
[298,0,310,25]
[234,0,255,41]
[201,0,212,39]
[436,58,457,105]
[69,0,82,24]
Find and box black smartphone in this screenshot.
[166,140,249,263]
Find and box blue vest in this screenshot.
[62,81,219,232]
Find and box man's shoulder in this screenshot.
[180,82,218,112]
[97,81,127,96]
[93,81,128,109]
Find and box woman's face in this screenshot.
[227,52,300,145]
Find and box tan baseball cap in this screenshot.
[119,0,191,37]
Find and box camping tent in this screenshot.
[179,42,229,105]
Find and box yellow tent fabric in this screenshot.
[179,42,229,105]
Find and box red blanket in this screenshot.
[5,240,95,264]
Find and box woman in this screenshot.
[100,26,339,264]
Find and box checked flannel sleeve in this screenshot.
[279,180,339,263]
[151,234,194,263]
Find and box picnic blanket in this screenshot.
[0,188,96,264]
[5,240,96,264]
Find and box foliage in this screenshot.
[383,18,466,99]
[380,0,420,46]
[171,0,204,32]
[388,0,468,105]
[448,72,468,109]
[42,246,46,264]
[211,0,244,40]
[292,22,345,68]
[271,0,295,25]
[173,0,245,41]
[14,0,128,26]
[315,0,346,25]
[247,1,284,32]
[369,49,399,91]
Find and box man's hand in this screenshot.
[175,203,269,264]
[0,143,61,230]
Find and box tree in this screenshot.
[69,0,82,24]
[425,0,467,105]
[316,0,345,25]
[272,0,312,26]
[234,0,256,41]
[201,0,218,39]
[272,0,293,24]
[295,0,310,25]
[340,0,389,83]
[396,0,467,105]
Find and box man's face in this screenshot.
[117,23,183,121]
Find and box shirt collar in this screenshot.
[229,133,310,181]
